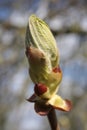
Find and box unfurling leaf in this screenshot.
[25,15,59,68]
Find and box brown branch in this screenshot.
[47,108,60,130]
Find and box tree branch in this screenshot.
[47,108,60,130]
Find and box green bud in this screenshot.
[26,15,72,113]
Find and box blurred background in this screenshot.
[0,0,87,130]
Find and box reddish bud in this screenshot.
[53,66,61,73]
[34,83,47,96]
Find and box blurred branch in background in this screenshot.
[0,0,87,130]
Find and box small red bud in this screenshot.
[34,83,47,96]
[53,66,61,73]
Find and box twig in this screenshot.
[47,108,60,130]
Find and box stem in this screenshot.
[47,108,60,130]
